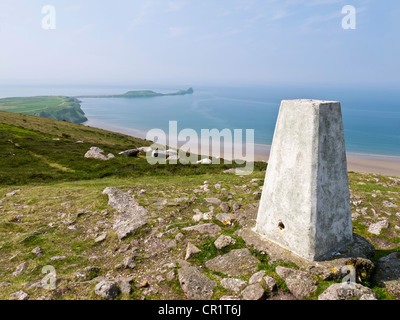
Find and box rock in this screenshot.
[85,147,115,161]
[185,243,201,260]
[205,249,260,277]
[31,246,43,257]
[94,233,107,243]
[12,262,27,277]
[318,283,377,300]
[383,200,398,208]
[214,235,236,250]
[220,202,230,213]
[196,158,212,164]
[241,283,265,300]
[220,295,241,300]
[214,184,221,189]
[94,281,120,300]
[275,266,318,300]
[178,266,217,300]
[232,203,241,211]
[220,278,247,293]
[123,257,136,269]
[249,271,266,284]
[9,290,29,300]
[368,220,389,235]
[6,190,20,197]
[215,213,234,225]
[0,282,11,288]
[374,252,400,298]
[115,277,133,295]
[205,198,222,205]
[264,276,277,292]
[137,146,152,153]
[50,256,66,261]
[118,149,140,157]
[103,187,148,240]
[182,223,221,234]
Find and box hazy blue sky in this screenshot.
[0,0,399,88]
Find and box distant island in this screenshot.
[0,88,194,124]
[76,87,194,98]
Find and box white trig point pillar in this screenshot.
[255,99,353,261]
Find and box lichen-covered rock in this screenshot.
[214,235,236,250]
[178,266,216,300]
[318,283,377,300]
[374,252,400,299]
[103,187,148,240]
[205,248,259,277]
[241,283,265,300]
[220,278,247,293]
[275,266,318,300]
[94,281,120,300]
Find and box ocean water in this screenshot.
[1,84,399,157]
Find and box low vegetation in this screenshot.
[0,111,398,300]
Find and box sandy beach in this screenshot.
[84,119,400,178]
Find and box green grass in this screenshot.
[0,96,87,123]
[0,112,265,186]
[0,111,399,300]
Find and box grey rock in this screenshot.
[119,149,140,157]
[318,283,377,300]
[220,295,241,300]
[182,223,221,234]
[214,235,236,250]
[50,255,66,261]
[178,266,217,300]
[103,187,148,240]
[85,147,114,161]
[374,252,400,299]
[275,266,318,300]
[6,190,20,197]
[205,248,260,277]
[12,262,27,277]
[383,200,398,208]
[249,271,266,284]
[232,203,241,211]
[238,228,375,281]
[185,243,201,260]
[220,278,247,293]
[0,282,11,288]
[94,233,107,243]
[115,277,133,295]
[94,281,120,300]
[205,198,222,205]
[220,202,230,213]
[368,220,389,235]
[264,276,277,292]
[123,257,136,269]
[215,213,234,225]
[241,283,265,300]
[9,290,29,300]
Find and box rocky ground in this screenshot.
[0,171,399,300]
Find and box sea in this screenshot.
[1,84,399,158]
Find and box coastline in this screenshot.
[83,119,400,178]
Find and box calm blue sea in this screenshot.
[1,84,399,157]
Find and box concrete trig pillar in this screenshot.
[255,99,353,261]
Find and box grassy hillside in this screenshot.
[0,111,263,185]
[0,111,399,301]
[0,96,87,124]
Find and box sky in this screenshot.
[0,0,399,88]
